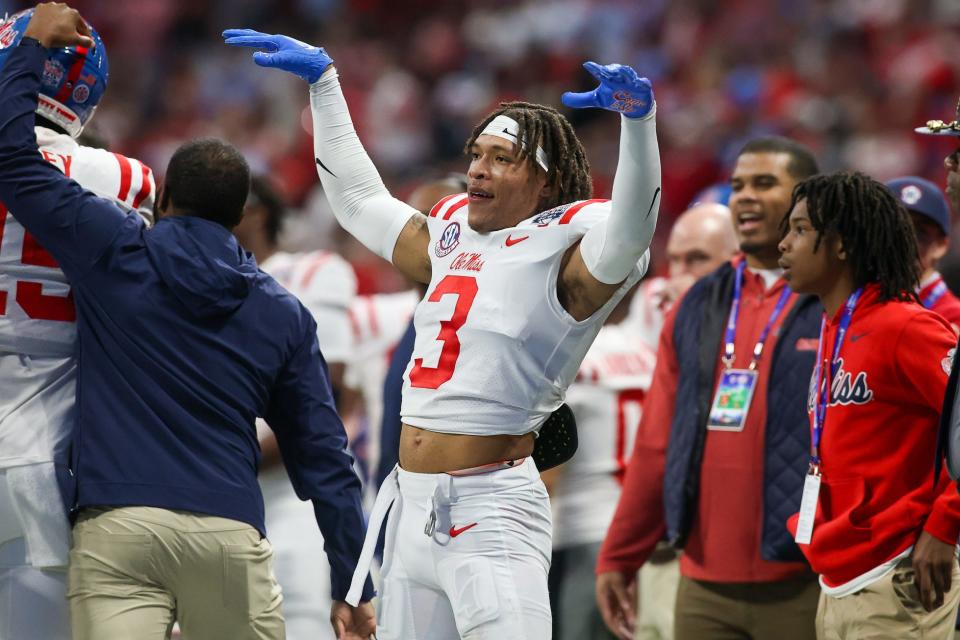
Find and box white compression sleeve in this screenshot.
[579,107,661,284]
[308,68,418,262]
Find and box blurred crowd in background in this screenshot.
[5,0,960,290]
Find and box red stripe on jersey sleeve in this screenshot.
[559,198,607,224]
[442,197,468,220]
[298,252,331,290]
[54,46,88,103]
[113,153,133,202]
[365,296,380,337]
[347,306,362,340]
[429,193,461,218]
[131,162,153,209]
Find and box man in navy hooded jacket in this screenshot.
[0,5,374,639]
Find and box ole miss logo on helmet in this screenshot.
[435,221,461,257]
[42,60,65,89]
[0,18,16,48]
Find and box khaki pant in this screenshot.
[816,556,960,640]
[674,573,819,640]
[67,506,284,640]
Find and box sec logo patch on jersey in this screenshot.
[436,221,461,257]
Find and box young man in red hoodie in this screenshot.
[779,171,960,638]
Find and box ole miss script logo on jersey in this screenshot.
[808,358,874,411]
[436,221,461,257]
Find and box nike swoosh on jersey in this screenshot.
[505,235,529,247]
[449,523,479,537]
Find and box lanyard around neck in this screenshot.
[810,288,862,470]
[722,261,792,371]
[922,278,948,309]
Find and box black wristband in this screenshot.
[19,36,44,49]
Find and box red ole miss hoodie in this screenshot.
[787,284,960,587]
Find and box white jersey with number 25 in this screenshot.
[0,126,154,469]
[401,194,649,436]
[0,127,154,357]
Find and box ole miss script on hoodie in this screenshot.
[787,284,960,588]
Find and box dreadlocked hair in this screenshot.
[465,101,592,211]
[787,171,920,303]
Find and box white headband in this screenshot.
[480,115,550,172]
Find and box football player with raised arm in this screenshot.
[0,9,154,639]
[226,30,661,638]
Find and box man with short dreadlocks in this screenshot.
[226,30,660,638]
[779,171,960,639]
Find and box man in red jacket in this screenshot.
[779,171,960,639]
[886,176,960,330]
[596,137,821,640]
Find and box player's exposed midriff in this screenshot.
[399,423,535,474]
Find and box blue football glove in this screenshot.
[222,29,332,83]
[561,61,654,119]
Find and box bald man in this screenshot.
[630,202,738,349]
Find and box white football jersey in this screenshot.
[0,127,154,469]
[345,289,420,477]
[260,250,357,363]
[401,195,649,436]
[256,250,357,635]
[551,323,656,548]
[626,276,669,350]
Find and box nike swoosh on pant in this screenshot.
[449,523,478,537]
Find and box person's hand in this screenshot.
[330,600,376,639]
[596,570,637,640]
[222,29,332,83]
[562,62,654,119]
[912,531,958,611]
[23,2,93,50]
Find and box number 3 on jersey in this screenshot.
[409,275,478,389]
[0,202,76,322]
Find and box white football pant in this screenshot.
[376,458,552,639]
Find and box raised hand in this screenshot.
[24,2,93,50]
[562,61,654,119]
[222,29,332,83]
